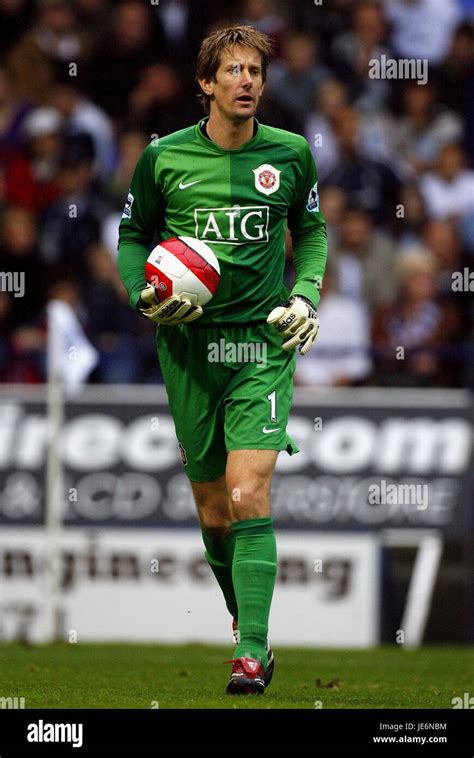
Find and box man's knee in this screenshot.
[225,451,276,521]
[227,481,271,520]
[191,478,233,531]
[197,500,233,531]
[202,524,232,541]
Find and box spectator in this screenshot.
[394,184,428,249]
[74,0,110,47]
[84,244,141,383]
[4,106,62,212]
[152,0,214,66]
[422,218,464,293]
[267,32,330,133]
[0,64,32,153]
[3,319,44,382]
[239,0,287,56]
[305,79,348,180]
[288,0,352,53]
[305,78,396,178]
[0,0,35,59]
[127,64,192,139]
[0,205,46,325]
[103,130,148,211]
[437,22,474,117]
[419,143,474,221]
[253,88,302,133]
[51,80,117,180]
[394,81,463,176]
[101,130,148,259]
[319,184,347,250]
[333,207,397,313]
[84,0,162,120]
[6,0,91,104]
[326,107,402,225]
[38,134,109,278]
[331,0,391,111]
[385,0,462,66]
[295,264,372,387]
[372,251,462,386]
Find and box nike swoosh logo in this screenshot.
[262,427,280,434]
[179,180,202,190]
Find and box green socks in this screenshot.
[231,517,277,668]
[201,528,238,618]
[202,517,278,668]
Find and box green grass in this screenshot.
[0,643,471,709]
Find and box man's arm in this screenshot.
[117,144,163,310]
[117,145,202,324]
[287,140,328,309]
[267,140,328,355]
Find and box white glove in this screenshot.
[267,295,319,355]
[138,284,203,325]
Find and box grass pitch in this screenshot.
[0,643,471,709]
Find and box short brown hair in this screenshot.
[195,25,275,114]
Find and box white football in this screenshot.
[145,236,220,307]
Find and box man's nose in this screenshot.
[240,68,252,86]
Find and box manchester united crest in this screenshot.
[253,163,281,195]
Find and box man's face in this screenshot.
[341,212,371,252]
[201,45,264,123]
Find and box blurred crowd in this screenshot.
[0,0,473,388]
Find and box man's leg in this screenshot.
[225,449,278,668]
[191,476,238,619]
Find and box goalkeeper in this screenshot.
[117,24,327,695]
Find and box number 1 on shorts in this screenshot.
[267,390,277,423]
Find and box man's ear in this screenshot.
[199,77,214,97]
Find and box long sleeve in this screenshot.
[287,141,328,308]
[117,144,164,310]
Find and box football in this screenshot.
[145,236,220,307]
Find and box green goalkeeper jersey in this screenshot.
[118,117,327,325]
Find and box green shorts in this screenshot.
[156,321,299,482]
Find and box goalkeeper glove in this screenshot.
[267,295,319,355]
[137,284,203,325]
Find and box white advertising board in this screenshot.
[0,529,380,647]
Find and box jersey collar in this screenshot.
[195,117,262,154]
